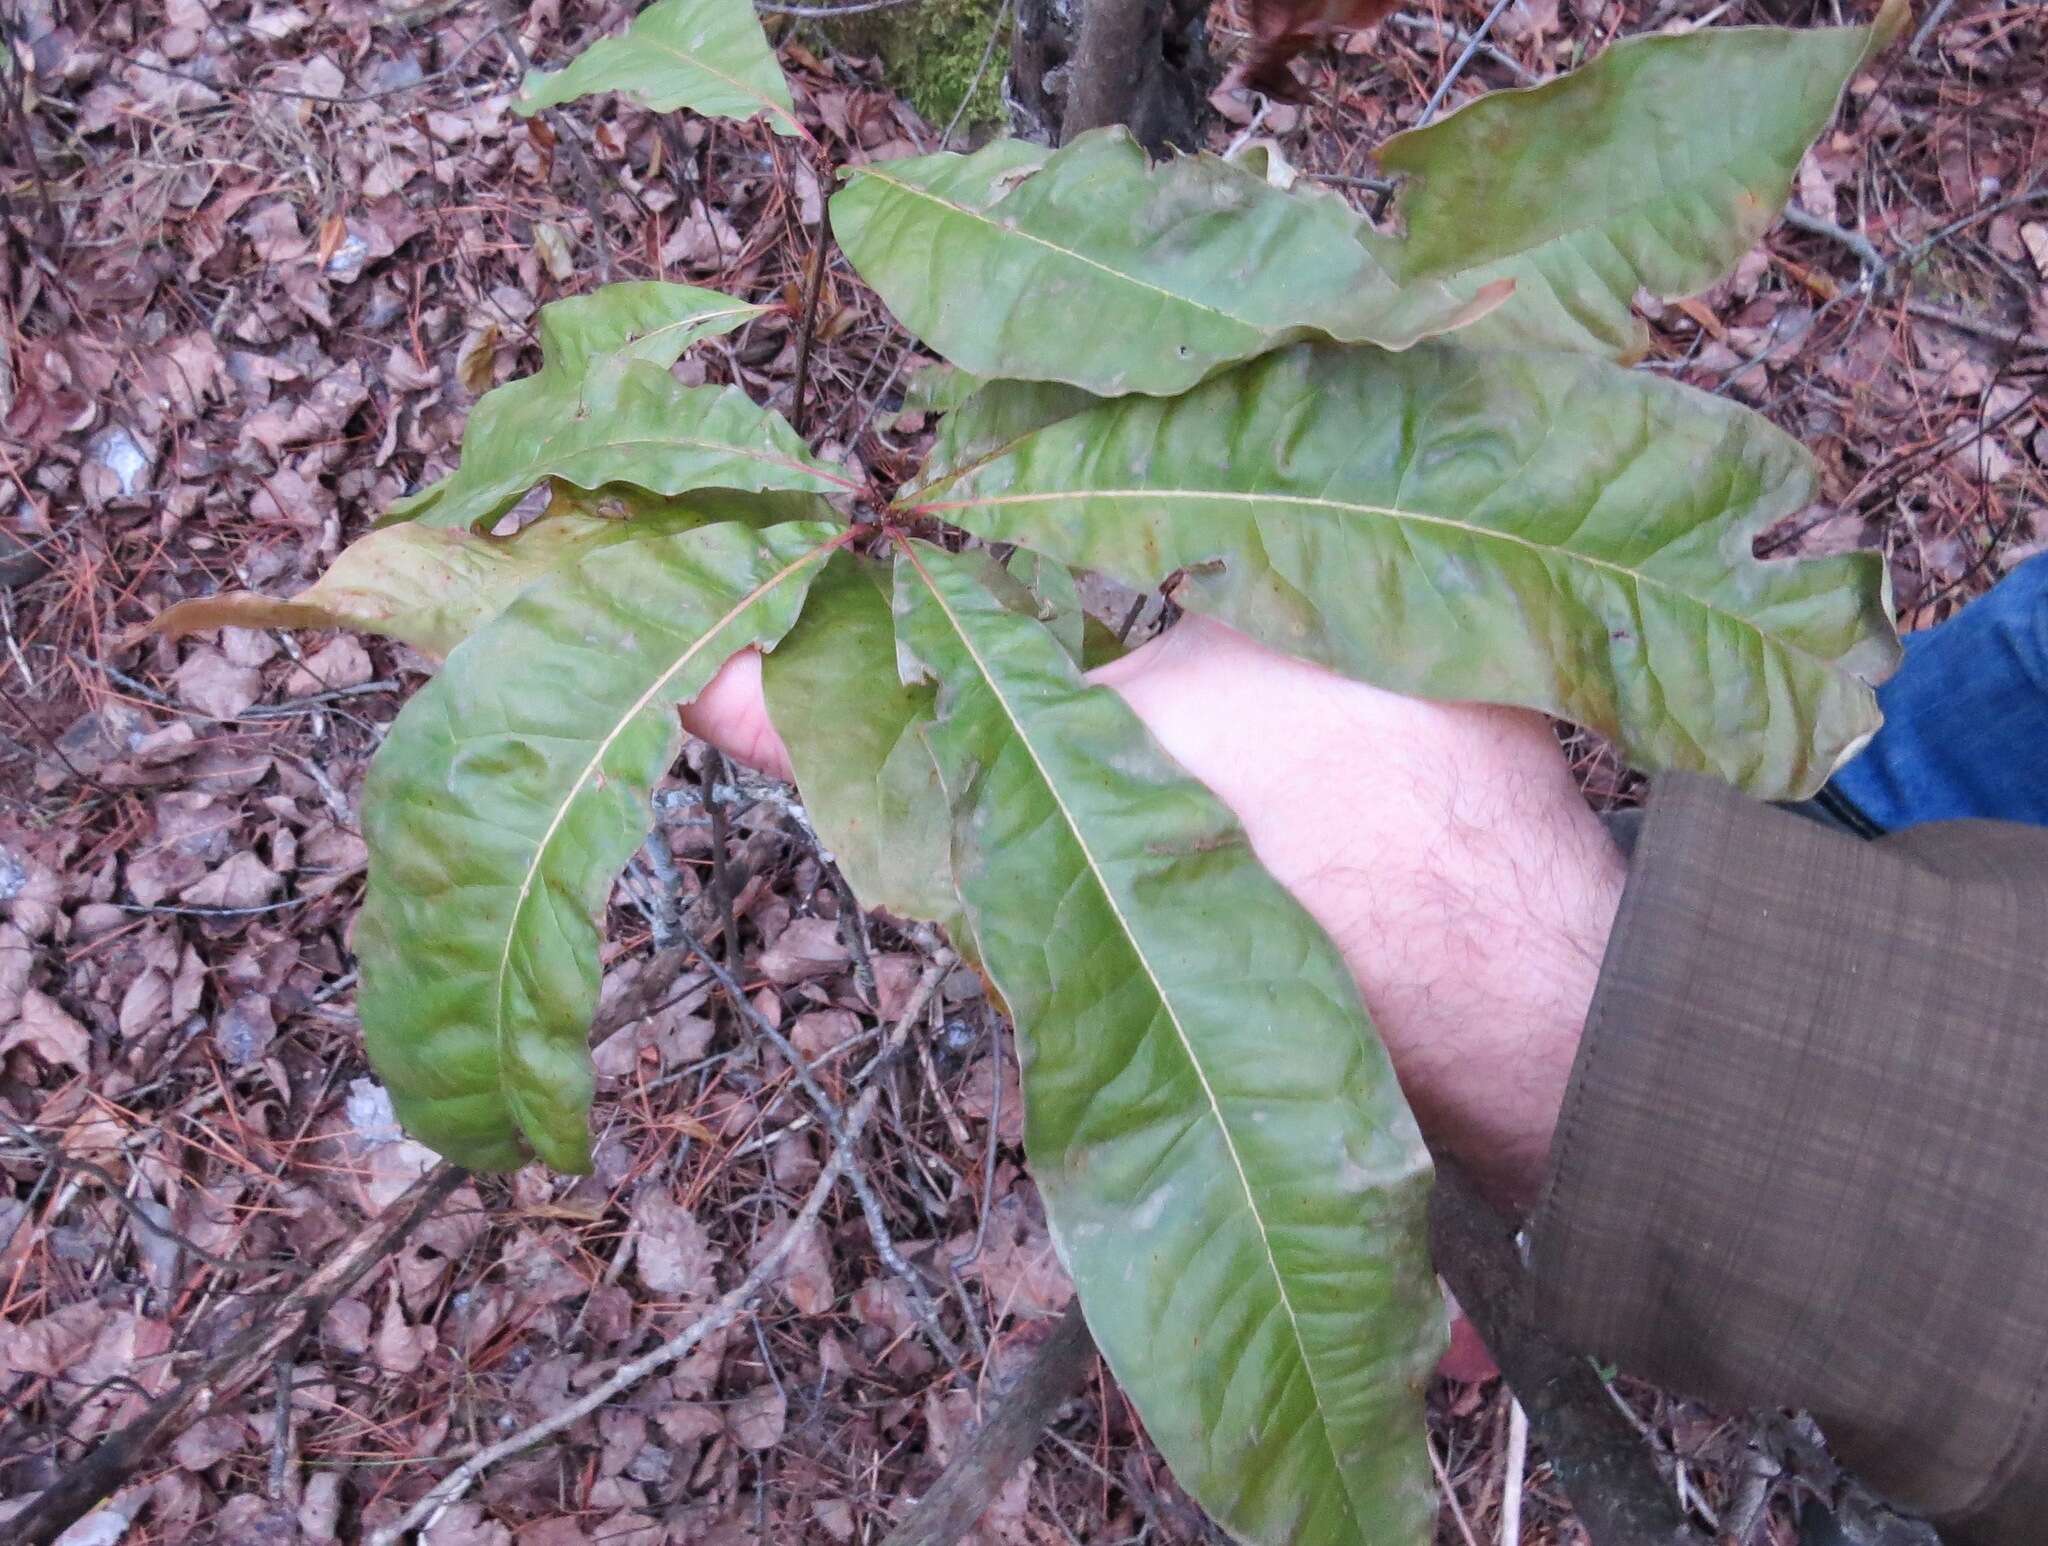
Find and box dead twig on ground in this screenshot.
[1429,1162,1708,1546]
[679,919,966,1366]
[880,1299,1096,1546]
[1415,0,1522,126]
[9,1163,467,1546]
[372,1092,878,1544]
[789,192,833,437]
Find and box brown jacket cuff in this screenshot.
[1531,775,2048,1537]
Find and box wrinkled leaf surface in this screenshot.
[919,341,1898,797]
[759,552,965,942]
[1374,2,1905,356]
[397,361,853,533]
[894,540,1441,1546]
[357,520,838,1172]
[834,129,1506,396]
[388,283,783,529]
[144,491,821,661]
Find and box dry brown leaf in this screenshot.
[180,852,282,909]
[172,646,262,718]
[630,1189,721,1299]
[769,1215,835,1315]
[3,990,91,1070]
[117,967,170,1038]
[171,1413,251,1472]
[421,1503,512,1546]
[2021,222,2048,281]
[1239,0,1399,96]
[373,1290,438,1374]
[0,923,32,1022]
[953,1190,1074,1319]
[756,916,848,985]
[727,1383,787,1451]
[283,635,374,696]
[0,1300,109,1377]
[791,1007,859,1061]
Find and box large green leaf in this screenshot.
[515,0,802,138]
[388,282,789,529]
[893,541,1440,1546]
[393,360,856,534]
[913,378,1104,495]
[833,129,1508,397]
[916,341,1900,798]
[140,489,825,662]
[758,552,965,942]
[1372,1,1906,357]
[357,520,840,1172]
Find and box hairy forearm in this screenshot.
[686,617,1625,1206]
[1094,619,1624,1208]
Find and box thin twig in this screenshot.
[879,1300,1096,1546]
[11,1164,466,1546]
[1429,1161,1707,1546]
[789,192,834,438]
[1430,1435,1485,1546]
[1781,204,1885,279]
[1416,0,1521,126]
[678,922,964,1365]
[1502,1396,1528,1546]
[1907,0,1957,55]
[703,752,743,957]
[1905,297,2048,354]
[941,0,1012,148]
[371,1099,874,1545]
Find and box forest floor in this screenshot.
[0,0,2041,1541]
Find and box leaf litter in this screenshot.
[0,0,2037,1540]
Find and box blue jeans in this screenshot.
[1818,552,2048,833]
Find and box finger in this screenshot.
[680,648,796,783]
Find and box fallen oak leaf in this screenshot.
[1237,0,1400,96]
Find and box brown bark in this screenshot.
[1009,0,1213,150]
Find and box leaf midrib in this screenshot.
[925,486,1840,672]
[605,302,766,369]
[850,167,1267,336]
[637,36,799,133]
[1389,55,1856,289]
[899,540,1365,1536]
[489,537,835,1141]
[468,431,860,515]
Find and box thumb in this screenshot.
[680,648,796,783]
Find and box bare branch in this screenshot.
[372,1092,881,1544]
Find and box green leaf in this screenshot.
[356,519,840,1172]
[893,540,1441,1546]
[1004,549,1085,666]
[917,341,1900,798]
[388,282,783,528]
[833,128,1509,397]
[899,361,986,416]
[916,378,1104,494]
[515,0,802,138]
[139,489,826,661]
[1373,1,1906,357]
[759,553,966,943]
[530,281,768,378]
[393,359,856,533]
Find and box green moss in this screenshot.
[818,0,1008,138]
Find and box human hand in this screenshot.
[683,615,1623,1210]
